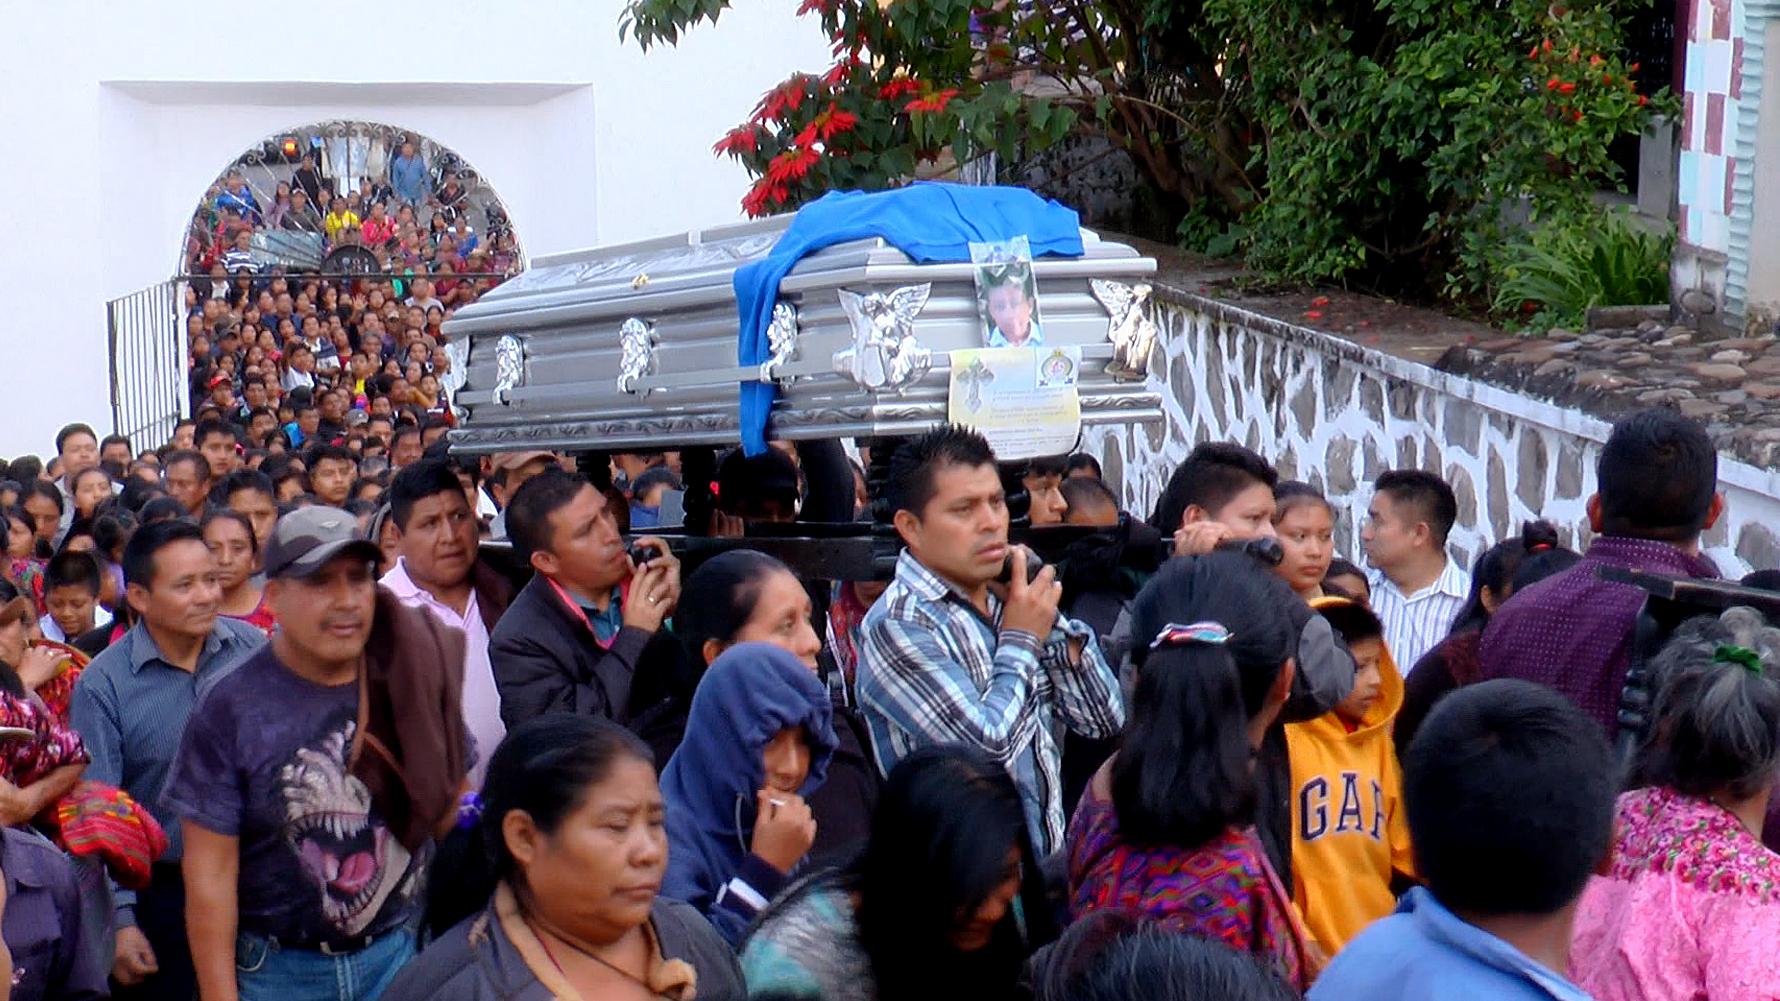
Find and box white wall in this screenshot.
[0,0,828,458]
[1084,290,1780,577]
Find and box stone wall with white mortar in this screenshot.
[1080,287,1780,576]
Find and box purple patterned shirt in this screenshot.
[1478,536,1719,737]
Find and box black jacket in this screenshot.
[488,574,685,731]
[805,687,880,867]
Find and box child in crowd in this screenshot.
[660,643,838,946]
[1060,475,1120,528]
[1068,552,1317,992]
[1020,455,1070,526]
[1273,482,1336,601]
[1286,598,1414,954]
[1309,680,1612,1001]
[39,551,109,644]
[1323,558,1370,604]
[69,467,113,525]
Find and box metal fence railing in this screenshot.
[109,267,525,452]
[107,281,185,451]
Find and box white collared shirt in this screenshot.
[38,606,112,644]
[380,558,504,784]
[1367,555,1471,673]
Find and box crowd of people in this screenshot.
[181,137,516,457]
[0,395,1773,1001]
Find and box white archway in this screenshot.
[178,119,525,277]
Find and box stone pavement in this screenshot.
[1139,241,1780,470]
[1437,322,1780,467]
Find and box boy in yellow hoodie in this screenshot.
[1286,597,1416,954]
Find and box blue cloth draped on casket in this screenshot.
[734,184,1085,454]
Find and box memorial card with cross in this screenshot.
[946,346,1082,460]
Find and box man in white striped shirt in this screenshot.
[1362,470,1472,672]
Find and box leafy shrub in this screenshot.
[1490,209,1674,331]
[622,0,1670,306]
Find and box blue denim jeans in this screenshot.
[235,927,415,1001]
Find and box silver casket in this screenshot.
[443,214,1163,454]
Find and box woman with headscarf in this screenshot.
[659,642,836,946]
[655,550,878,864]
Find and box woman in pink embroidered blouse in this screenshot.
[1572,607,1780,1001]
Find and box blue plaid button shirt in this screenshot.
[857,550,1125,855]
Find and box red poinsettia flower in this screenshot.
[764,146,822,185]
[712,125,760,157]
[878,78,922,100]
[753,76,811,124]
[793,121,820,148]
[742,182,774,217]
[818,106,859,140]
[822,61,851,87]
[905,88,961,114]
[784,146,821,180]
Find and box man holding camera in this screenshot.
[488,467,682,730]
[857,426,1124,856]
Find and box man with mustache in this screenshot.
[856,425,1125,858]
[380,459,512,785]
[167,507,471,1001]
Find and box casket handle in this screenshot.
[757,301,802,384]
[617,317,660,395]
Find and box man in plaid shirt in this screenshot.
[857,427,1124,855]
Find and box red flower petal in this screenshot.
[712,125,760,157]
[878,78,922,100]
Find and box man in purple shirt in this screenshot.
[1480,409,1722,737]
[0,826,111,1001]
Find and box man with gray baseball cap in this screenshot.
[165,506,470,1001]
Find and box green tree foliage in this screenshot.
[621,0,1668,311]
